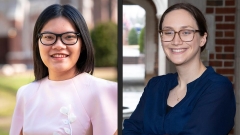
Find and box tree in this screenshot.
[128,28,138,45]
[138,28,144,53]
[91,22,117,67]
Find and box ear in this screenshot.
[200,32,207,47]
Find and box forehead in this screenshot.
[162,9,198,29]
[41,17,77,33]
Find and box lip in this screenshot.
[170,48,187,54]
[50,53,69,58]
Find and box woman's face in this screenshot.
[161,9,207,66]
[38,17,81,77]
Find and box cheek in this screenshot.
[70,43,81,61]
[161,43,169,52]
[193,35,204,47]
[38,44,49,64]
[77,45,81,55]
[38,44,45,57]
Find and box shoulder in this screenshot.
[73,72,117,96]
[90,74,116,86]
[141,73,177,97]
[208,72,231,84]
[147,73,176,87]
[16,79,42,101]
[201,67,233,94]
[206,69,232,89]
[73,73,117,118]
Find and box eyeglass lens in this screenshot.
[40,33,78,45]
[161,30,195,42]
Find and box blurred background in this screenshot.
[122,4,145,121]
[0,0,117,134]
[122,0,240,135]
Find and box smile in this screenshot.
[171,48,186,53]
[51,54,69,58]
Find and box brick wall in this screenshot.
[206,0,236,134]
[206,0,236,83]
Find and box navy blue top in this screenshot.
[123,67,236,135]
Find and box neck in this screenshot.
[48,68,79,81]
[175,59,206,87]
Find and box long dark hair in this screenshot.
[33,4,94,80]
[159,3,208,52]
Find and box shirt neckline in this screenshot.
[45,72,88,83]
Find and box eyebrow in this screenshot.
[162,26,195,30]
[40,31,76,33]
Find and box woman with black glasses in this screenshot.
[123,3,235,135]
[10,4,117,135]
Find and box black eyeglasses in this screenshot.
[158,29,201,42]
[38,32,80,46]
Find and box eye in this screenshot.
[63,33,77,40]
[180,30,193,35]
[42,34,55,40]
[163,30,174,35]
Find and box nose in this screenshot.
[171,32,183,45]
[52,37,66,50]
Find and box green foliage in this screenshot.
[128,28,138,45]
[0,74,34,93]
[91,22,117,67]
[138,28,145,53]
[0,73,34,134]
[0,130,8,135]
[0,90,15,117]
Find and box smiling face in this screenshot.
[161,9,207,66]
[38,17,81,80]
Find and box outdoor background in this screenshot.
[122,4,146,120]
[0,0,117,134]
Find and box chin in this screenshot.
[50,66,69,72]
[170,59,187,66]
[168,57,184,64]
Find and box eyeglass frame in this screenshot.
[38,32,81,46]
[158,29,202,42]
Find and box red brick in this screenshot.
[225,16,235,22]
[216,54,234,59]
[215,39,235,45]
[224,46,234,52]
[216,31,223,37]
[207,1,223,6]
[206,8,214,14]
[225,1,235,6]
[209,61,222,67]
[216,24,235,29]
[216,8,236,14]
[225,31,234,37]
[210,54,215,59]
[215,46,222,52]
[216,68,234,74]
[224,61,234,67]
[215,16,223,21]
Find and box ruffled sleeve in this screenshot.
[92,80,117,135]
[83,76,117,135]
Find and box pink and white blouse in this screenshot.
[10,72,117,135]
